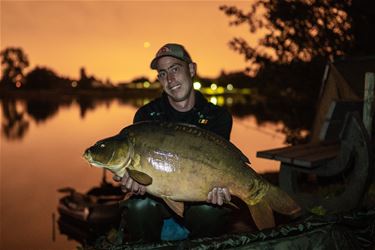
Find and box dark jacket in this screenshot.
[133,91,232,140]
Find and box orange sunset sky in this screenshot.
[1,0,260,83]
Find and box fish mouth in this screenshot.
[82,151,128,176]
[82,149,92,159]
[85,157,124,174]
[82,152,92,164]
[82,151,108,168]
[88,160,106,168]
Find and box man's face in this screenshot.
[156,56,196,102]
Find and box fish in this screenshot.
[83,121,301,230]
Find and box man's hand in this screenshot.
[113,172,146,195]
[207,187,231,206]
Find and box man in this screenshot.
[114,43,233,242]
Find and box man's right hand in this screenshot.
[113,172,147,195]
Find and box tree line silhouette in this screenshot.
[0,47,112,90]
[0,47,253,91]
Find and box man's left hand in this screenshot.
[207,187,231,206]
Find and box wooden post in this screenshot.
[363,72,374,139]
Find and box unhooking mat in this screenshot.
[87,207,375,250]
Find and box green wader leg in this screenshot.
[184,203,232,238]
[121,195,170,242]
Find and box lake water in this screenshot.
[0,95,286,249]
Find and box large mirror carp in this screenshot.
[83,121,301,230]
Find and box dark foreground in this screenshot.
[57,173,375,250]
[86,207,375,250]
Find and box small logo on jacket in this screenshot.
[198,119,208,125]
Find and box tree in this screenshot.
[217,71,255,89]
[220,0,375,71]
[25,66,61,89]
[130,76,150,83]
[0,47,30,89]
[220,0,375,143]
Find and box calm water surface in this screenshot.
[0,97,286,250]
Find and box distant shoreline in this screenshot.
[0,88,252,100]
[0,88,163,99]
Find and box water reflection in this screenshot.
[1,94,259,141]
[76,96,97,119]
[1,92,306,147]
[27,99,61,123]
[1,99,29,140]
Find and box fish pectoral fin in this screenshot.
[248,200,275,230]
[126,168,153,186]
[162,198,184,217]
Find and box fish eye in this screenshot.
[100,143,106,148]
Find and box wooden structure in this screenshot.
[311,56,375,143]
[257,56,375,214]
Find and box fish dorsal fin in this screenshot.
[162,198,184,217]
[126,168,153,186]
[248,200,275,230]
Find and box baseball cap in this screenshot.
[150,43,193,69]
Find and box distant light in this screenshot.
[216,86,225,94]
[144,42,151,48]
[226,97,233,105]
[15,81,22,88]
[71,81,78,88]
[240,88,251,95]
[210,83,217,91]
[143,81,150,88]
[217,96,225,106]
[210,96,217,105]
[226,84,234,91]
[193,81,201,90]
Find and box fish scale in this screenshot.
[84,121,301,230]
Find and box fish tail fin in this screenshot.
[264,185,301,217]
[248,200,275,230]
